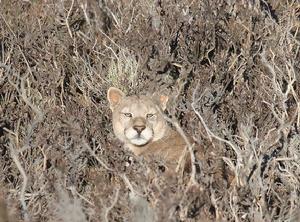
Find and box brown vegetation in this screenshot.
[0,0,300,221]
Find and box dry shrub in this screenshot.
[0,0,299,221]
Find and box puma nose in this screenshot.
[133,125,146,134]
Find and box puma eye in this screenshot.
[146,113,156,119]
[123,113,132,118]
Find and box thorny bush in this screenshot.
[0,0,300,221]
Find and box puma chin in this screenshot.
[107,87,169,154]
[124,127,153,146]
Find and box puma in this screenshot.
[107,87,187,170]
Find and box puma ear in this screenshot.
[159,95,169,111]
[107,87,125,110]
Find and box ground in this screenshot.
[0,0,300,221]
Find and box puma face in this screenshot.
[107,87,168,148]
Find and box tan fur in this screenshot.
[107,87,186,170]
[0,197,9,222]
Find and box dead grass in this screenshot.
[0,0,300,221]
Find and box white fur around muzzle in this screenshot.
[125,127,153,146]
